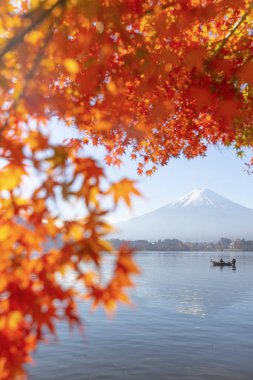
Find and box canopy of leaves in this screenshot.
[0,0,253,378]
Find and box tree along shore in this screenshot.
[109,238,253,252]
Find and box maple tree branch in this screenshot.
[0,35,52,138]
[0,1,67,136]
[0,0,66,60]
[212,2,253,58]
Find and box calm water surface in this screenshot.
[29,251,253,379]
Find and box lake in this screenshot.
[28,251,253,380]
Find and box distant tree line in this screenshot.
[109,238,253,252]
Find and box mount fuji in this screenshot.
[113,188,253,242]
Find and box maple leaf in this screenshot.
[108,179,142,208]
[0,165,26,191]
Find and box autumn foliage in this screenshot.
[0,0,253,378]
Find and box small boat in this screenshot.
[211,260,235,267]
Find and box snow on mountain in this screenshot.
[113,188,253,242]
[169,188,214,207]
[168,188,246,210]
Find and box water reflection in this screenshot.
[175,290,206,317]
[29,251,253,380]
[135,253,253,317]
[211,264,236,271]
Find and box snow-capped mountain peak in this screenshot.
[168,188,239,209]
[113,188,253,242]
[113,189,253,242]
[169,188,214,207]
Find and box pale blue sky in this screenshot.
[49,122,253,222]
[104,146,253,222]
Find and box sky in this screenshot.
[49,122,253,222]
[103,145,253,222]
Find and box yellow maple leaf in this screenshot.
[0,166,25,191]
[0,225,11,241]
[109,179,141,208]
[7,311,23,330]
[64,58,80,74]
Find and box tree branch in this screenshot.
[0,1,67,136]
[0,0,66,60]
[212,2,253,58]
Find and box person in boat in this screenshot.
[220,258,224,263]
[232,258,236,265]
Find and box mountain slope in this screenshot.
[113,189,253,242]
